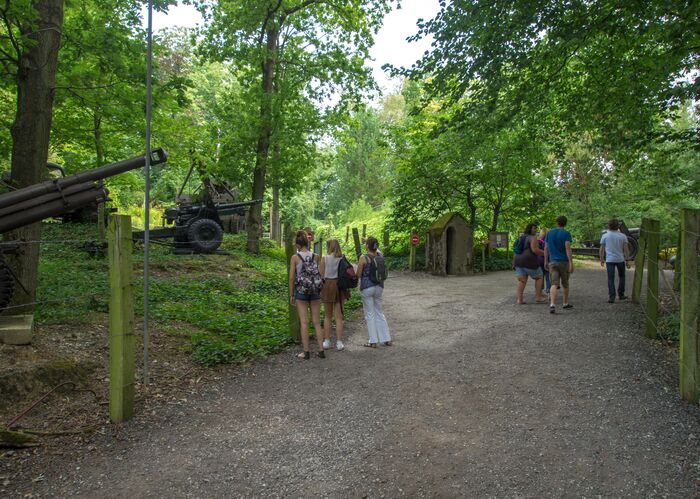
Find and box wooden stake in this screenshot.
[632,220,648,304]
[673,231,681,292]
[352,228,362,260]
[482,244,486,273]
[409,244,416,272]
[108,215,135,423]
[645,218,660,339]
[345,225,349,244]
[383,226,390,254]
[285,225,300,342]
[679,209,700,403]
[362,224,367,240]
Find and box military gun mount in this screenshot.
[0,149,168,311]
[571,219,640,260]
[133,197,261,254]
[132,161,261,254]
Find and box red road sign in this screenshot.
[410,233,420,246]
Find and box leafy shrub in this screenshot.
[658,312,680,342]
[473,247,513,272]
[34,225,296,367]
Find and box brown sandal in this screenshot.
[382,341,393,346]
[362,343,377,348]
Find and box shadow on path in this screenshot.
[7,268,700,497]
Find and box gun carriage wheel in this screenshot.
[0,253,15,310]
[627,236,638,260]
[187,218,223,253]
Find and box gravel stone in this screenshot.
[3,268,700,497]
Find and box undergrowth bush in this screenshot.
[473,247,513,272]
[34,224,297,366]
[658,312,680,342]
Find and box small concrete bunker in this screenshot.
[425,212,473,275]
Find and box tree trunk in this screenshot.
[271,183,280,244]
[4,0,64,313]
[490,202,502,232]
[466,187,477,229]
[93,109,104,166]
[246,27,279,253]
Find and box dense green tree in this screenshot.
[199,0,392,252]
[0,0,64,310]
[409,0,700,149]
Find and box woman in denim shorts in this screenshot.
[288,230,325,359]
[513,223,546,304]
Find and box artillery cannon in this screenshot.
[0,148,168,310]
[132,157,261,254]
[571,219,640,260]
[133,195,261,254]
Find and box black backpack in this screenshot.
[512,234,528,254]
[366,254,387,284]
[337,256,358,290]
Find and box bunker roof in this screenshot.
[427,212,468,237]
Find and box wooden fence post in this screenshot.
[108,215,135,423]
[352,228,362,259]
[673,231,682,292]
[383,226,390,254]
[632,220,648,304]
[285,226,300,342]
[645,218,660,339]
[345,225,349,244]
[679,209,700,403]
[409,233,416,272]
[482,244,486,273]
[362,224,367,240]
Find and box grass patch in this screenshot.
[33,223,295,366]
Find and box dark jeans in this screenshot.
[606,262,626,299]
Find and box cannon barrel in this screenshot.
[0,185,108,233]
[0,147,167,210]
[214,199,263,217]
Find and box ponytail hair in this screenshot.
[295,230,309,248]
[365,236,379,252]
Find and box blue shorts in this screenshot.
[294,290,320,301]
[515,266,543,279]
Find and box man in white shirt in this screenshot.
[599,219,631,303]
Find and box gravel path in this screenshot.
[6,268,700,497]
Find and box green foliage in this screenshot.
[34,223,109,323]
[658,312,681,343]
[473,247,513,273]
[324,107,393,214]
[32,223,295,367]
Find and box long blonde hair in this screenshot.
[326,239,342,257]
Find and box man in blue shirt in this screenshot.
[599,218,630,303]
[544,215,574,314]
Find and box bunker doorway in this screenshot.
[446,226,456,274]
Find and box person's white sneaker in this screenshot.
[336,340,345,351]
[322,339,331,350]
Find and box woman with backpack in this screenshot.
[513,223,546,305]
[288,230,325,359]
[319,239,351,351]
[357,236,392,347]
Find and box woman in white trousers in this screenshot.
[357,236,392,347]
